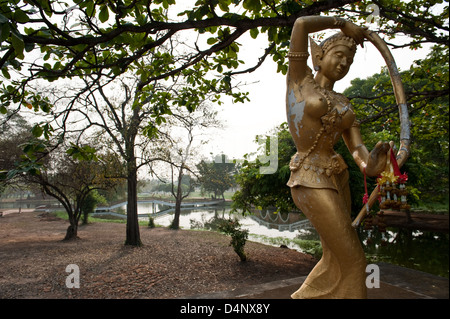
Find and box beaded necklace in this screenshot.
[290,76,351,172]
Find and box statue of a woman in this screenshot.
[286,16,390,299]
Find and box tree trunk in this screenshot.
[124,156,141,246]
[64,211,78,240]
[171,178,183,230]
[42,183,80,241]
[172,199,181,229]
[82,210,88,225]
[171,166,186,230]
[64,224,78,240]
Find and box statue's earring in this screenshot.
[309,37,323,73]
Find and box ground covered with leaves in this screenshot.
[0,211,317,299]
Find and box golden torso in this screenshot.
[286,69,356,189]
[286,69,355,159]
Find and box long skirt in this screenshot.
[290,183,367,299]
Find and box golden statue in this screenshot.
[286,16,392,299]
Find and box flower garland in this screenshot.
[362,148,410,212]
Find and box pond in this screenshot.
[93,201,449,279]
[360,227,449,278]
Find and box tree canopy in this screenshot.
[197,156,236,200]
[1,0,448,123]
[231,123,295,213]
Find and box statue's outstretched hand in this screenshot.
[365,141,391,177]
[340,22,366,47]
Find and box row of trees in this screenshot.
[1,1,448,247]
[0,109,239,239]
[142,169,234,200]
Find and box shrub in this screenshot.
[148,216,155,228]
[218,218,249,262]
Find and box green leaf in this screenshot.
[2,67,11,79]
[0,13,8,24]
[10,28,24,59]
[24,42,35,52]
[67,144,98,161]
[207,37,218,45]
[23,143,33,155]
[13,9,30,23]
[99,6,109,23]
[243,0,262,12]
[0,22,11,42]
[219,1,230,12]
[86,1,95,16]
[250,28,259,39]
[31,124,43,137]
[142,123,159,138]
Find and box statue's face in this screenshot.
[319,45,355,82]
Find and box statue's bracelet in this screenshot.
[286,51,309,60]
[334,17,346,28]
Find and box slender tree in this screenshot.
[50,50,229,243]
[3,137,120,240]
[149,101,221,230]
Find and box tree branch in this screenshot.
[358,89,449,124]
[228,42,276,76]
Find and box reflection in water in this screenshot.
[359,227,449,278]
[249,208,313,232]
[151,206,317,241]
[95,201,171,215]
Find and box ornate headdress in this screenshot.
[310,32,357,70]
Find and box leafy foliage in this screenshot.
[232,123,296,214]
[2,0,447,118]
[345,46,449,204]
[218,217,249,262]
[189,213,249,261]
[81,189,107,225]
[196,158,236,200]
